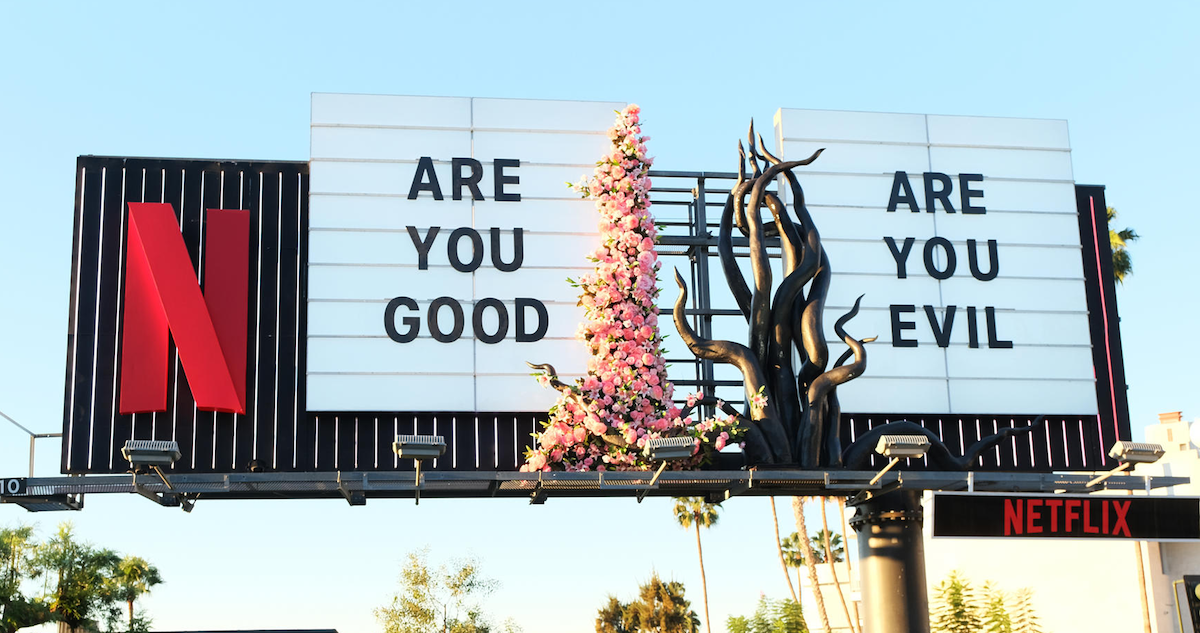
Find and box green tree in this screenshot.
[107,556,162,632]
[1107,206,1138,284]
[980,583,1011,633]
[597,595,633,633]
[34,524,120,633]
[673,497,719,633]
[375,549,501,633]
[1,526,52,633]
[1009,589,1042,633]
[931,571,981,633]
[601,574,699,633]
[779,533,806,606]
[726,595,807,633]
[809,530,844,564]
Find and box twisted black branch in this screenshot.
[673,268,789,463]
[841,417,1047,470]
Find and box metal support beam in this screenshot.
[851,490,930,633]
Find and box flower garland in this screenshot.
[522,105,743,472]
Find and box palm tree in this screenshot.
[109,556,162,631]
[780,532,806,611]
[1107,206,1138,284]
[33,523,119,633]
[770,498,800,605]
[624,573,701,633]
[673,497,719,633]
[791,497,831,633]
[817,500,856,633]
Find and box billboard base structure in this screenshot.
[1,469,1186,512]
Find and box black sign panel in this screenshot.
[933,493,1200,540]
[1,478,27,496]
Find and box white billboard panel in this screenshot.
[307,94,620,411]
[774,108,1093,415]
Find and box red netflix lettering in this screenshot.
[1004,499,1022,535]
[1084,500,1099,533]
[1112,500,1132,537]
[1026,499,1043,534]
[1065,499,1081,532]
[1045,499,1062,532]
[1103,499,1110,534]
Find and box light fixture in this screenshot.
[121,440,192,511]
[1088,441,1165,487]
[393,434,446,505]
[637,437,695,503]
[869,435,930,486]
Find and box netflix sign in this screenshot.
[932,493,1200,541]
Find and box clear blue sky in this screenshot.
[1,2,1197,631]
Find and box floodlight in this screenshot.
[648,437,696,461]
[875,435,930,459]
[637,437,696,503]
[392,434,446,505]
[121,440,191,511]
[121,440,181,467]
[393,434,446,460]
[1109,441,1165,465]
[868,435,929,486]
[1088,441,1165,487]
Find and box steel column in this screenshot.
[851,490,930,633]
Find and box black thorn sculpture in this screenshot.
[674,126,1041,469]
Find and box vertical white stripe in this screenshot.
[292,174,302,469]
[193,170,207,471]
[334,415,339,469]
[170,168,185,456]
[373,417,379,469]
[272,172,283,468]
[66,166,87,470]
[234,170,248,470]
[86,167,109,470]
[252,172,265,459]
[393,417,399,468]
[107,168,128,470]
[152,170,166,440]
[214,169,225,471]
[141,169,152,445]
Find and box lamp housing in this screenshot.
[121,440,181,467]
[647,437,695,461]
[393,434,446,460]
[1109,441,1165,465]
[875,435,930,459]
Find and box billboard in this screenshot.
[58,95,1129,474]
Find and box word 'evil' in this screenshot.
[1004,498,1132,537]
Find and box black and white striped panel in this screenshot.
[62,157,309,474]
[302,412,543,472]
[839,413,1116,472]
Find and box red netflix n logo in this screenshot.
[119,202,249,415]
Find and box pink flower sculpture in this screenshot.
[523,105,742,472]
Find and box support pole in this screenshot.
[850,490,929,633]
